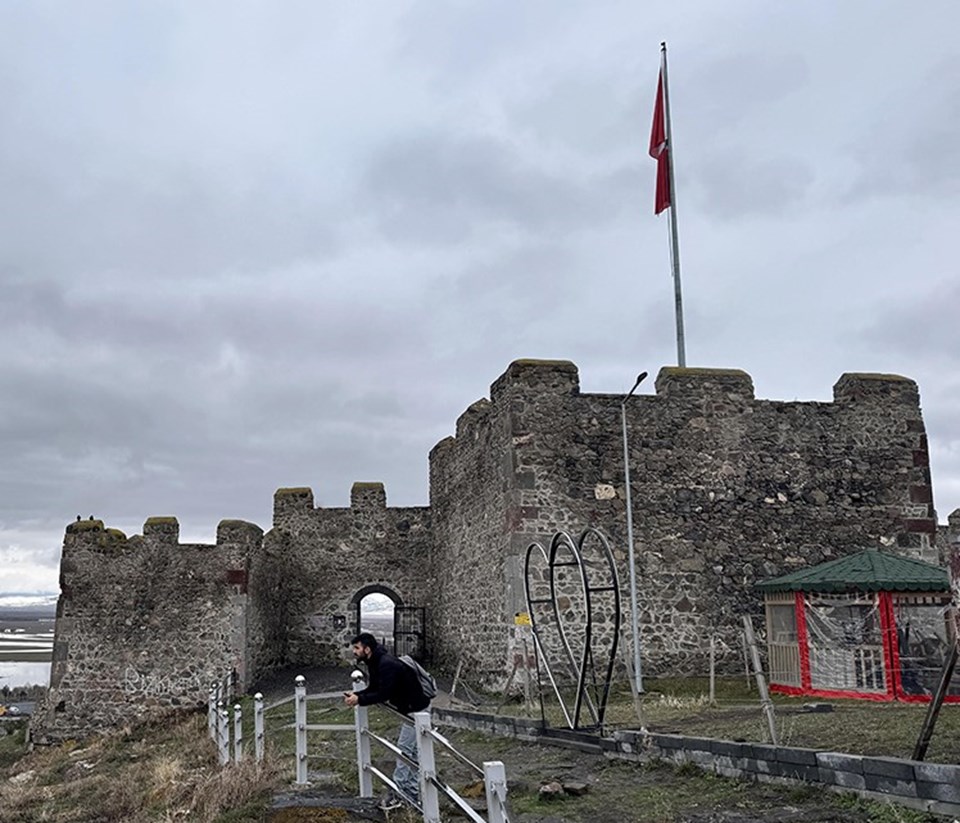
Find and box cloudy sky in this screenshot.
[2,1,959,597]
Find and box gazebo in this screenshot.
[756,549,959,703]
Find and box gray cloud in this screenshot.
[358,133,638,246]
[3,1,960,595]
[845,58,960,202]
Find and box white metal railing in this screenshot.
[209,673,510,823]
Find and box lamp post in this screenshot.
[621,371,648,695]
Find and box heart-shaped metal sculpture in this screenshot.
[524,528,621,730]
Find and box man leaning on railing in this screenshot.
[344,632,431,808]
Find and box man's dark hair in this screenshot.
[350,632,378,649]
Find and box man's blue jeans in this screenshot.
[394,721,420,803]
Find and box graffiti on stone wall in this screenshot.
[122,666,204,696]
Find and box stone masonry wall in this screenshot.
[31,517,262,744]
[428,391,515,678]
[431,360,936,679]
[33,358,942,741]
[264,482,433,666]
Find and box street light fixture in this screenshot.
[621,371,648,695]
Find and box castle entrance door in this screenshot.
[394,606,426,661]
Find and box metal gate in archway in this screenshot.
[394,605,427,661]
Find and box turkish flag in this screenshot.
[649,70,671,214]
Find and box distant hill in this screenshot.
[0,595,57,622]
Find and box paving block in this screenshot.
[776,746,820,766]
[914,762,960,785]
[816,752,863,774]
[649,733,684,750]
[712,740,749,758]
[861,756,916,781]
[823,768,865,790]
[917,781,960,804]
[863,772,918,797]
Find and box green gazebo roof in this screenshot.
[756,549,951,594]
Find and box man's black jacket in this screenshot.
[356,646,430,716]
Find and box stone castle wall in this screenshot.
[462,362,937,677]
[31,358,948,741]
[31,517,262,744]
[263,482,433,665]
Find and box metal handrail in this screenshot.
[212,675,509,823]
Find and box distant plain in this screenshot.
[0,605,54,688]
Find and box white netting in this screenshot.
[893,597,960,697]
[805,593,886,692]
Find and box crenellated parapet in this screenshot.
[35,356,948,736]
[261,482,434,668]
[427,358,939,680]
[32,514,264,744]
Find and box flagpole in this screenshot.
[660,41,686,368]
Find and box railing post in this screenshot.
[414,711,440,823]
[294,675,308,785]
[484,760,509,823]
[254,692,265,763]
[352,669,373,798]
[216,703,230,766]
[233,703,243,763]
[207,685,217,741]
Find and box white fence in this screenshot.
[206,673,510,823]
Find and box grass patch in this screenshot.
[0,711,285,823]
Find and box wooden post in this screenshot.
[450,658,463,699]
[743,616,778,745]
[709,635,716,705]
[742,628,752,690]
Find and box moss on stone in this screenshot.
[97,529,128,551]
[843,372,911,382]
[144,516,179,526]
[67,519,104,533]
[659,367,751,379]
[351,482,384,489]
[275,487,312,496]
[509,358,577,370]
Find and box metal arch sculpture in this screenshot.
[523,528,622,730]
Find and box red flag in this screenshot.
[649,70,671,214]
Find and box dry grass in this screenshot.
[0,712,285,823]
[494,675,960,762]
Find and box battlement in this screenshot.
[273,487,316,521]
[143,516,180,543]
[654,366,755,401]
[351,481,386,509]
[833,372,919,405]
[489,358,579,403]
[62,515,261,555]
[455,399,491,440]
